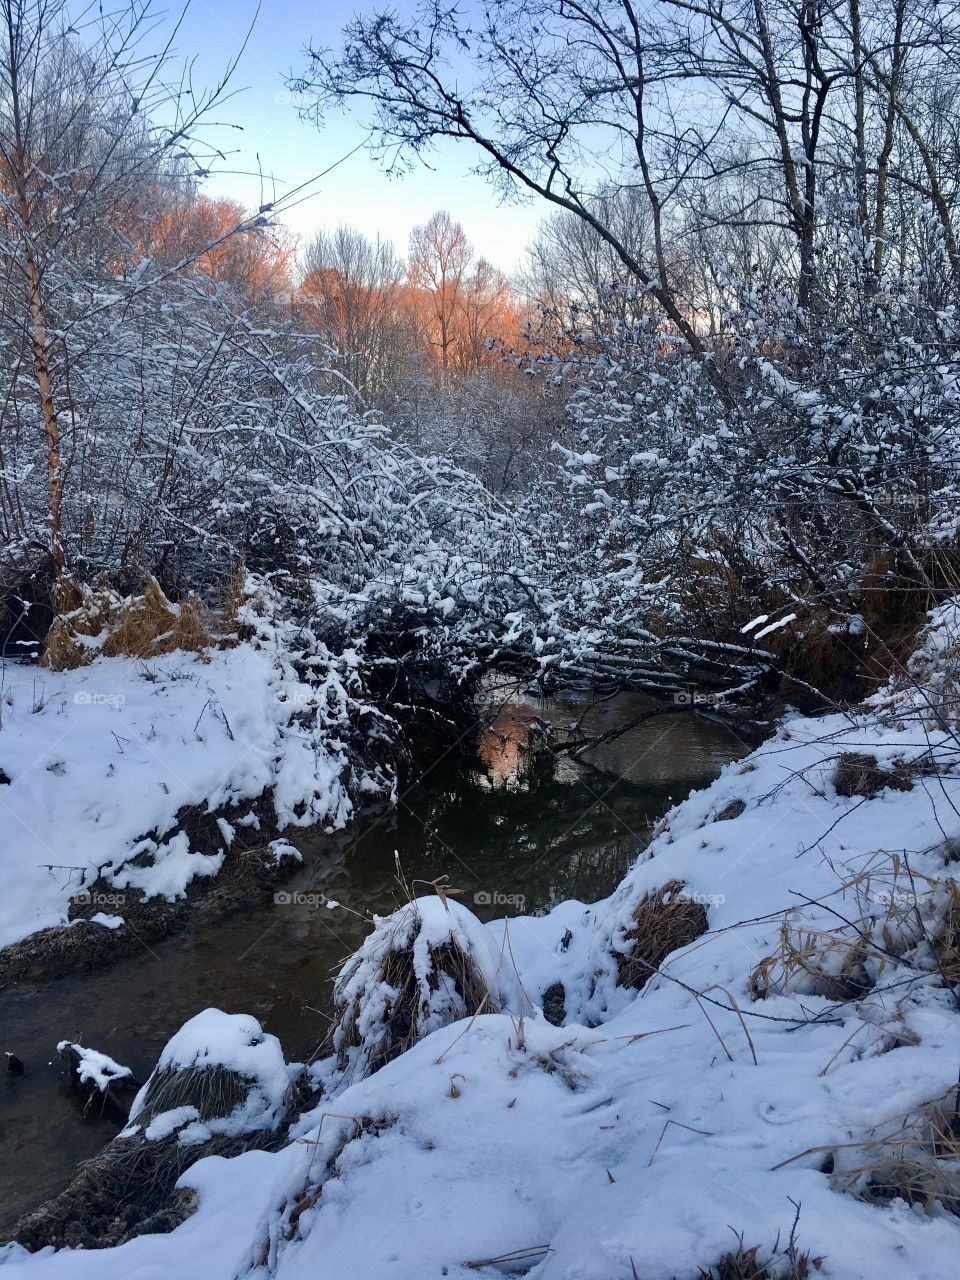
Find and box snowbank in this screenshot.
[0,641,351,951]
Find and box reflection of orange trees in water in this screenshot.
[477,704,541,785]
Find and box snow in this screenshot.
[126,1010,291,1141]
[57,1043,132,1092]
[144,1107,201,1141]
[0,641,351,951]
[752,612,797,639]
[5,620,960,1276]
[88,912,124,930]
[740,613,769,634]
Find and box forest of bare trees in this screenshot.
[0,0,959,712]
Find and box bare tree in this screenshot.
[298,0,960,322]
[407,211,471,374]
[299,225,404,398]
[0,0,255,595]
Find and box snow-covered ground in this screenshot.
[0,641,352,952]
[4,613,960,1277]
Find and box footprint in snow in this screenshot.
[757,1100,820,1126]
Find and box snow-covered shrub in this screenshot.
[879,598,960,732]
[331,896,504,1078]
[521,242,960,699]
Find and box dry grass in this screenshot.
[831,1085,960,1216]
[616,880,708,991]
[832,751,913,798]
[924,879,960,986]
[41,576,240,670]
[698,1241,822,1279]
[278,1113,394,1246]
[714,797,746,821]
[131,1061,252,1126]
[750,854,960,1001]
[101,579,212,660]
[332,911,496,1075]
[778,1085,960,1220]
[766,616,862,705]
[42,618,95,669]
[41,578,117,669]
[11,1115,272,1252]
[859,552,928,636]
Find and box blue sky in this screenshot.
[174,0,543,273]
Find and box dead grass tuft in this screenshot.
[41,576,244,669]
[750,854,960,1001]
[698,1241,822,1279]
[332,907,496,1076]
[132,1062,252,1126]
[616,880,708,990]
[42,618,94,669]
[832,752,913,798]
[100,579,212,660]
[714,798,746,821]
[41,578,118,669]
[831,1085,960,1216]
[780,1085,960,1220]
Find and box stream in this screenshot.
[0,685,748,1233]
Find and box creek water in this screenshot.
[0,686,748,1233]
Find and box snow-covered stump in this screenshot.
[12,1011,296,1252]
[330,896,503,1079]
[57,1041,140,1120]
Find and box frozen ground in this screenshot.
[3,610,960,1278]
